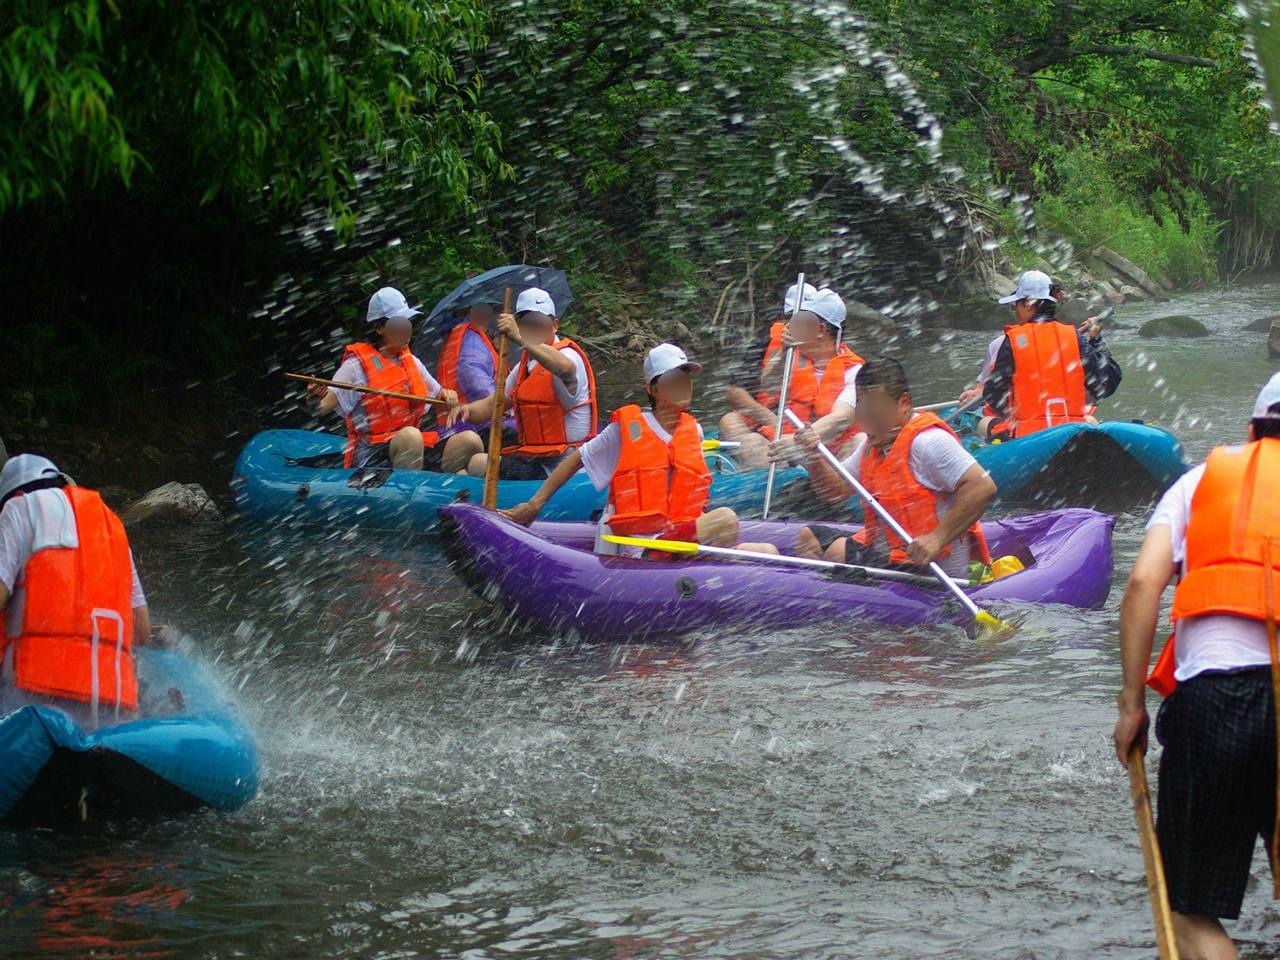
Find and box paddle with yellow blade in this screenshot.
[783,408,1013,637]
[601,533,964,589]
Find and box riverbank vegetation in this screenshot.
[2,0,1277,433]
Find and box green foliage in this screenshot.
[1,0,510,221]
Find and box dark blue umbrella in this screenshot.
[424,265,573,326]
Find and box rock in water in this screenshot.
[1270,318,1280,358]
[123,481,223,525]
[1138,315,1210,339]
[1244,314,1280,333]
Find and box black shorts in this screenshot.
[498,453,558,481]
[805,524,898,568]
[359,441,446,471]
[1155,666,1277,919]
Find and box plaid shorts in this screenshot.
[1155,665,1277,919]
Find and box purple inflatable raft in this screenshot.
[439,503,1116,641]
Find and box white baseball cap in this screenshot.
[998,269,1056,305]
[644,343,703,382]
[1253,371,1280,420]
[783,281,818,315]
[515,287,557,317]
[367,286,421,322]
[0,454,71,503]
[798,288,847,329]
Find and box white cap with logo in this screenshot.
[1253,370,1280,420]
[0,454,71,503]
[367,286,421,323]
[998,269,1056,305]
[515,287,557,317]
[644,343,703,382]
[798,288,847,329]
[783,281,819,316]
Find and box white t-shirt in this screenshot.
[976,335,1004,384]
[579,412,705,555]
[504,337,593,445]
[0,488,147,641]
[1146,459,1271,682]
[330,352,441,417]
[812,355,862,409]
[841,426,980,575]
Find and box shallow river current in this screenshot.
[3,285,1280,958]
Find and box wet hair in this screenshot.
[857,357,911,401]
[1253,401,1280,439]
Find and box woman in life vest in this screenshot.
[792,358,997,577]
[500,343,778,556]
[762,288,866,468]
[307,286,475,473]
[978,270,1120,440]
[718,280,819,469]
[0,455,153,727]
[1114,371,1280,958]
[457,287,598,481]
[433,301,507,441]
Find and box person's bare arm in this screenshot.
[460,391,500,425]
[726,386,776,425]
[0,583,9,609]
[1113,525,1176,765]
[132,604,152,647]
[812,403,856,445]
[307,383,338,414]
[499,449,585,526]
[796,428,857,505]
[905,463,996,565]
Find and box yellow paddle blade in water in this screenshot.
[975,609,1016,640]
[601,534,700,554]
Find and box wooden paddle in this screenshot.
[601,534,964,588]
[784,408,1013,637]
[1128,744,1180,959]
[286,372,448,406]
[762,271,803,519]
[482,288,515,510]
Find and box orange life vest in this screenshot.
[1147,439,1280,696]
[851,412,991,565]
[607,404,713,536]
[508,337,598,458]
[786,345,864,449]
[999,320,1088,437]
[750,322,813,439]
[436,323,498,407]
[341,341,439,467]
[0,486,138,712]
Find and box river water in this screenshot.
[2,284,1279,959]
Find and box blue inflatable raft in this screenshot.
[955,413,1187,507]
[231,429,809,532]
[0,646,258,828]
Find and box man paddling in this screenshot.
[457,287,598,481]
[308,286,472,472]
[500,343,776,557]
[0,455,152,727]
[791,358,997,577]
[979,270,1120,440]
[1114,370,1280,960]
[718,280,818,468]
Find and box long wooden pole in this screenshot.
[482,287,514,510]
[286,372,447,406]
[762,271,803,520]
[1128,744,1180,960]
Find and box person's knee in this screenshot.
[725,385,751,406]
[698,506,739,546]
[823,538,847,562]
[390,427,424,469]
[467,452,488,476]
[719,412,742,435]
[795,527,821,559]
